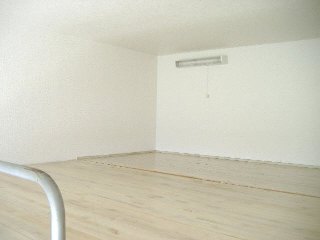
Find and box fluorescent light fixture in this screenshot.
[176,55,228,68]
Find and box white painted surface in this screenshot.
[1,0,319,55]
[156,39,320,166]
[0,32,157,164]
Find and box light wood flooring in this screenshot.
[1,152,320,240]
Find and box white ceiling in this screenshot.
[1,0,320,55]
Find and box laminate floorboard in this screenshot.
[1,153,319,239]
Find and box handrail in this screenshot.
[0,160,66,240]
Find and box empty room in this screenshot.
[1,1,320,239]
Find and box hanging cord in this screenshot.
[206,65,210,98]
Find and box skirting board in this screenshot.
[77,150,156,160]
[78,150,320,169]
[155,150,320,169]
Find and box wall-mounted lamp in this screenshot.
[176,55,228,68]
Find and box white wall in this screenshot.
[156,38,320,166]
[0,32,157,164]
[2,29,319,167]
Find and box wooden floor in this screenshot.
[91,152,320,197]
[1,152,320,240]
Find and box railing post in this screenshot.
[0,160,66,240]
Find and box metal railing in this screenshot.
[0,160,66,240]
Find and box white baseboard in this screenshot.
[77,150,156,160]
[77,149,319,169]
[155,150,320,169]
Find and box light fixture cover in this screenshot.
[176,55,228,68]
